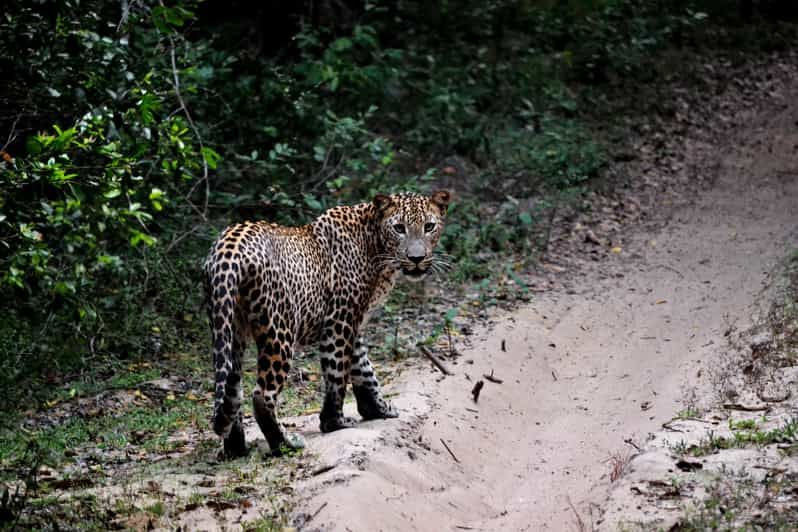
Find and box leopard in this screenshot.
[203,190,451,458]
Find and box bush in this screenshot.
[0,1,214,383]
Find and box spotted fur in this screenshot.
[203,191,450,457]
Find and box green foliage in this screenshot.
[490,116,607,192]
[0,1,213,387]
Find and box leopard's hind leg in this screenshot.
[207,266,249,458]
[251,323,305,455]
[221,311,249,458]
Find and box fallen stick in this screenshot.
[440,438,460,463]
[306,501,329,524]
[723,403,771,412]
[566,496,586,532]
[661,421,683,433]
[623,438,642,452]
[483,369,503,384]
[679,417,713,424]
[311,464,337,476]
[471,380,484,403]
[419,345,453,375]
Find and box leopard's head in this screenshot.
[374,190,451,281]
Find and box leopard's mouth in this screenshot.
[401,267,428,278]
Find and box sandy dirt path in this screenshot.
[286,71,798,532]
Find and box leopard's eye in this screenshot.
[393,223,406,234]
[424,222,436,233]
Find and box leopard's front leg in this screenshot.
[318,307,360,433]
[351,339,398,421]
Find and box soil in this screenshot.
[288,52,798,531]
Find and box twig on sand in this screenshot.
[661,421,684,433]
[311,464,336,476]
[483,369,503,384]
[650,263,685,279]
[471,380,484,402]
[419,345,453,375]
[567,496,588,532]
[440,438,460,463]
[624,438,642,452]
[723,403,771,412]
[306,501,329,524]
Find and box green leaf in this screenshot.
[201,147,221,170]
[303,194,323,211]
[26,136,43,155]
[104,188,122,199]
[444,308,458,322]
[506,267,528,293]
[130,230,156,247]
[331,37,353,53]
[54,281,76,296]
[519,212,533,226]
[19,224,43,241]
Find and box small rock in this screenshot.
[584,229,602,245]
[750,331,773,356]
[675,459,703,472]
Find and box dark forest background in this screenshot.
[2,0,797,409]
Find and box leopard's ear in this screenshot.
[430,190,451,213]
[373,194,393,214]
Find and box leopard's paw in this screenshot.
[319,415,358,433]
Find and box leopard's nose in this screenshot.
[407,241,426,265]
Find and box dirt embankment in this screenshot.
[289,52,798,531]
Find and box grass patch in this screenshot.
[675,417,798,458]
[675,469,798,531]
[677,406,703,420]
[0,394,206,474]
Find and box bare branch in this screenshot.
[158,1,211,221]
[1,113,22,154]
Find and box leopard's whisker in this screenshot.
[431,259,453,271]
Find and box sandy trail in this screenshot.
[285,76,798,531]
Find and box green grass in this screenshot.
[728,418,758,431]
[675,417,798,458]
[243,516,287,532]
[677,406,702,419]
[676,470,798,531]
[145,500,166,517]
[0,394,206,474]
